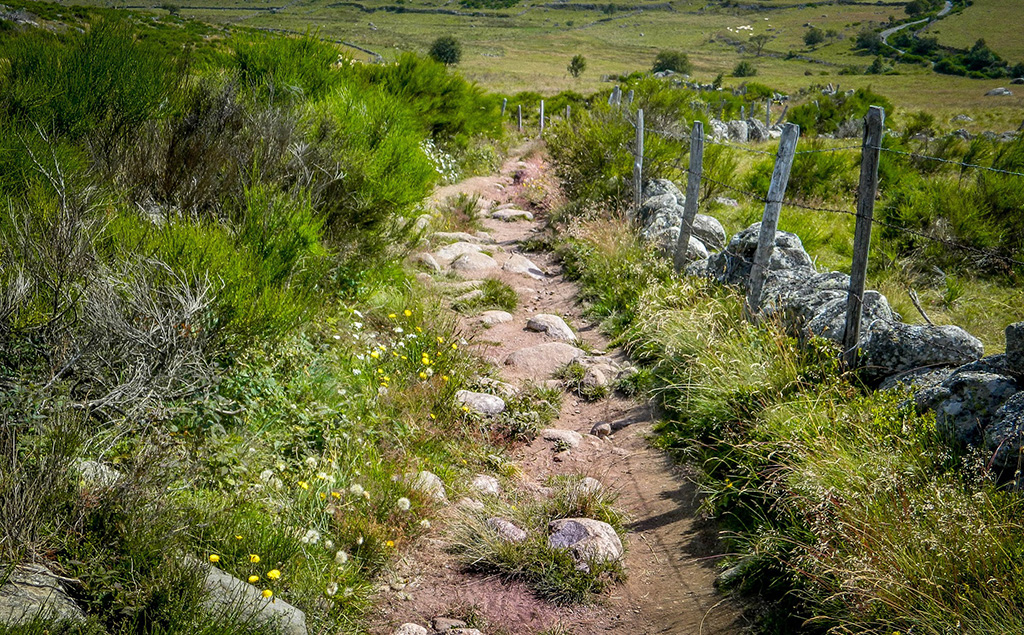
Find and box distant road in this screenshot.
[880,0,953,52]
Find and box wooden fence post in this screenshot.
[633,109,644,217]
[517,105,522,133]
[539,100,545,136]
[608,86,618,106]
[842,105,886,368]
[746,123,800,316]
[626,89,634,105]
[566,104,571,121]
[765,99,770,127]
[674,120,704,272]
[501,97,507,116]
[741,105,745,120]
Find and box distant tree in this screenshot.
[160,2,180,14]
[866,55,893,75]
[749,34,770,56]
[804,27,826,48]
[855,29,882,53]
[712,72,723,89]
[652,50,692,74]
[825,28,839,43]
[733,60,757,77]
[567,54,587,78]
[428,36,462,66]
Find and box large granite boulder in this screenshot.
[707,222,815,288]
[0,564,84,627]
[985,392,1024,473]
[860,322,984,385]
[547,518,623,571]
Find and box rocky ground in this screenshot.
[367,147,743,635]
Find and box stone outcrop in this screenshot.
[202,564,308,635]
[455,390,506,416]
[0,564,85,627]
[547,518,623,571]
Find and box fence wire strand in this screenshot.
[875,146,1024,178]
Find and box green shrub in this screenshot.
[732,60,757,77]
[788,87,893,135]
[428,35,462,66]
[652,50,692,74]
[233,32,340,103]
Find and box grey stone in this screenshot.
[503,254,545,280]
[1006,322,1024,377]
[708,222,815,289]
[526,314,576,342]
[454,289,485,304]
[642,179,684,205]
[727,119,749,143]
[547,518,623,570]
[456,390,506,416]
[202,564,307,635]
[470,474,501,496]
[985,392,1024,472]
[590,422,612,438]
[479,310,514,326]
[985,87,1013,97]
[410,252,442,273]
[861,322,984,384]
[714,196,740,208]
[74,459,123,488]
[476,376,519,398]
[487,517,529,542]
[434,241,484,266]
[579,477,604,494]
[746,118,770,142]
[449,630,484,635]
[927,371,1018,446]
[504,342,586,377]
[540,428,583,447]
[406,471,448,503]
[690,214,727,251]
[433,617,468,632]
[0,564,85,626]
[1011,78,1024,85]
[394,624,428,635]
[451,252,499,277]
[492,208,534,221]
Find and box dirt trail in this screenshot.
[370,146,742,634]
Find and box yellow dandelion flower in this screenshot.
[437,337,444,344]
[320,492,327,500]
[208,554,220,563]
[235,535,243,540]
[249,554,260,564]
[388,313,397,319]
[267,569,281,580]
[248,575,260,584]
[451,343,458,350]
[401,355,407,360]
[262,589,273,599]
[415,326,422,333]
[331,491,342,499]
[298,481,309,490]
[429,413,436,420]
[461,406,470,412]
[419,372,427,380]
[370,351,379,359]
[403,310,412,317]
[386,540,395,548]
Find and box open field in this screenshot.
[88,0,1024,128]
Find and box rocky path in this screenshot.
[370,146,741,635]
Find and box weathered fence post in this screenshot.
[608,86,618,106]
[746,123,800,317]
[842,105,886,369]
[627,89,635,105]
[774,104,788,127]
[633,109,644,217]
[517,105,522,133]
[674,120,705,272]
[501,97,507,116]
[765,99,771,127]
[539,100,545,136]
[741,105,746,120]
[566,104,571,121]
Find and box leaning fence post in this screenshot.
[633,109,644,217]
[539,100,545,137]
[501,97,507,116]
[517,105,522,133]
[608,86,618,106]
[566,104,571,121]
[674,120,704,272]
[842,105,886,369]
[746,122,800,317]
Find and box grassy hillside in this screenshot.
[929,0,1024,62]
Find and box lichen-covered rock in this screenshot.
[202,564,308,635]
[540,428,583,447]
[503,254,545,280]
[860,322,984,385]
[708,222,815,288]
[0,564,85,627]
[479,310,514,326]
[451,252,499,277]
[491,208,534,221]
[746,118,770,142]
[74,459,123,489]
[433,241,484,266]
[985,392,1024,473]
[394,624,428,635]
[1006,322,1024,378]
[925,371,1018,446]
[690,214,727,251]
[504,342,586,377]
[470,474,501,496]
[727,119,749,143]
[455,390,506,416]
[547,518,623,571]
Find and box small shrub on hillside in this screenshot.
[428,36,462,66]
[732,60,757,77]
[234,33,340,104]
[651,50,691,75]
[567,54,586,79]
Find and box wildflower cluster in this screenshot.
[208,551,281,600]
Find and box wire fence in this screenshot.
[639,122,1024,269]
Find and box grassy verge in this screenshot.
[550,213,1024,634]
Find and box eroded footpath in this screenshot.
[370,145,742,635]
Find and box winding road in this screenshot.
[880,0,953,52]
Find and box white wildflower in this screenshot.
[335,550,349,564]
[349,484,365,497]
[325,582,339,596]
[396,497,411,511]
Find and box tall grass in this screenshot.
[556,214,1024,634]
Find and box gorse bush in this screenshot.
[234,32,340,104]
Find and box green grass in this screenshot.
[554,215,1024,634]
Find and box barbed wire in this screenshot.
[875,146,1024,179]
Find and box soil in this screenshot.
[368,143,744,635]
